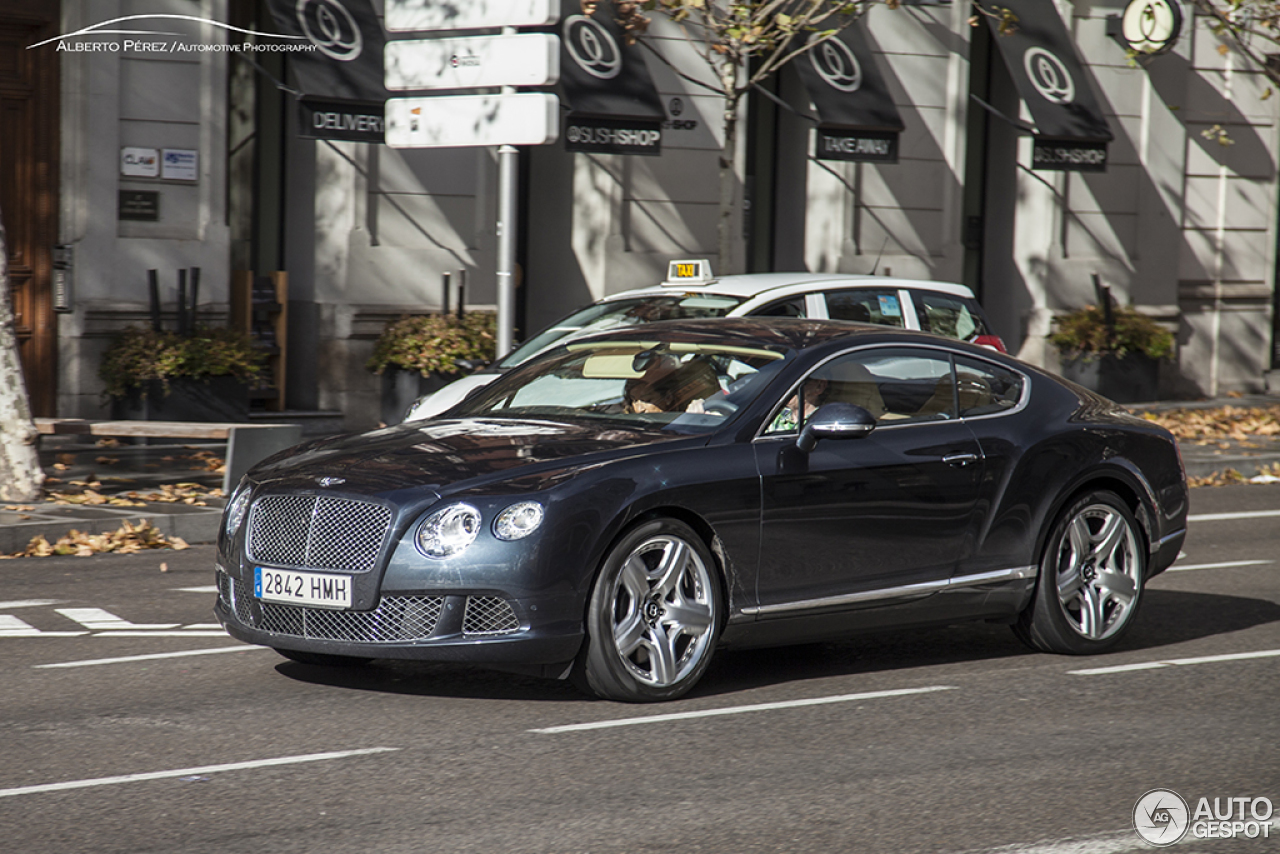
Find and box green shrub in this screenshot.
[99,327,264,398]
[367,313,497,377]
[1050,305,1175,360]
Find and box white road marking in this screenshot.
[0,615,86,638]
[0,748,400,799]
[1168,559,1274,572]
[1187,509,1280,522]
[1070,648,1280,676]
[94,630,229,638]
[55,608,179,631]
[177,586,218,593]
[530,685,958,734]
[35,645,268,669]
[0,600,62,609]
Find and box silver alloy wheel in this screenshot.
[608,534,716,687]
[1052,502,1141,640]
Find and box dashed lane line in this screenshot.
[1070,648,1280,676]
[530,685,958,734]
[35,645,269,669]
[1168,559,1274,571]
[1187,509,1280,523]
[0,748,400,799]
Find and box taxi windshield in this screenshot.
[495,294,745,370]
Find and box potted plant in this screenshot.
[1049,304,1175,403]
[367,313,497,425]
[100,326,264,421]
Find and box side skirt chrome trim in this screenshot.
[743,565,1036,617]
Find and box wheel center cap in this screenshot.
[643,598,665,624]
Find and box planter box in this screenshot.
[111,377,251,422]
[1060,354,1159,403]
[380,369,458,426]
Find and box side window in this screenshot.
[824,289,905,327]
[912,291,991,342]
[954,356,1024,418]
[763,348,954,435]
[752,297,806,318]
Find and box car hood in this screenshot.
[247,417,698,497]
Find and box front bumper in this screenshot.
[215,569,584,669]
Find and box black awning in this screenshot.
[792,22,905,163]
[556,0,664,155]
[981,0,1113,144]
[265,0,389,104]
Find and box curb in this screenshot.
[1,502,224,554]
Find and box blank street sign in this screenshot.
[385,34,560,90]
[385,0,558,33]
[385,93,561,148]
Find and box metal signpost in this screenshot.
[384,1,563,357]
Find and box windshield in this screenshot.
[457,339,790,436]
[495,294,746,369]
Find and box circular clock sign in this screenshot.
[1121,0,1183,55]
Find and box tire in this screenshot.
[273,648,372,668]
[1014,490,1146,654]
[574,519,723,702]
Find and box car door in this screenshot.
[752,347,987,616]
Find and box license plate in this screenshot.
[254,567,352,609]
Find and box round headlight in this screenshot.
[494,501,544,541]
[416,503,482,558]
[224,487,252,537]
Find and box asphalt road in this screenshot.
[2,485,1278,854]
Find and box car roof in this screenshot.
[562,316,970,354]
[601,272,978,302]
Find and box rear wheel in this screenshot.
[574,519,722,702]
[273,648,371,667]
[1014,490,1146,654]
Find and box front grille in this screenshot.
[463,596,521,636]
[248,494,392,572]
[226,575,443,643]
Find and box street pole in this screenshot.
[496,144,518,358]
[495,25,519,359]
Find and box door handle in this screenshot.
[942,452,980,467]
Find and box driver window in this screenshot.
[764,349,955,434]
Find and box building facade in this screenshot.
[4,0,1277,429]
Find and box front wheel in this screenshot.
[1014,490,1146,655]
[574,519,722,702]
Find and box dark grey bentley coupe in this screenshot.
[215,318,1187,702]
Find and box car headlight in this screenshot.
[416,503,482,558]
[224,486,252,537]
[494,501,544,541]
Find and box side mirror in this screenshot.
[796,402,875,453]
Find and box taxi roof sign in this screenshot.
[664,259,714,286]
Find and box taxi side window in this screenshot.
[754,297,806,318]
[824,290,905,327]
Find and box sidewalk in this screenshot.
[5,395,1280,553]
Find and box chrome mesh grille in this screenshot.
[463,596,520,636]
[248,494,392,572]
[227,575,442,642]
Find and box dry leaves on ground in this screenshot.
[1,519,190,559]
[1141,405,1280,444]
[1188,462,1280,489]
[46,481,223,507]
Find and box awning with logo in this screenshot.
[792,22,904,163]
[265,0,388,142]
[979,0,1113,171]
[555,0,665,156]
